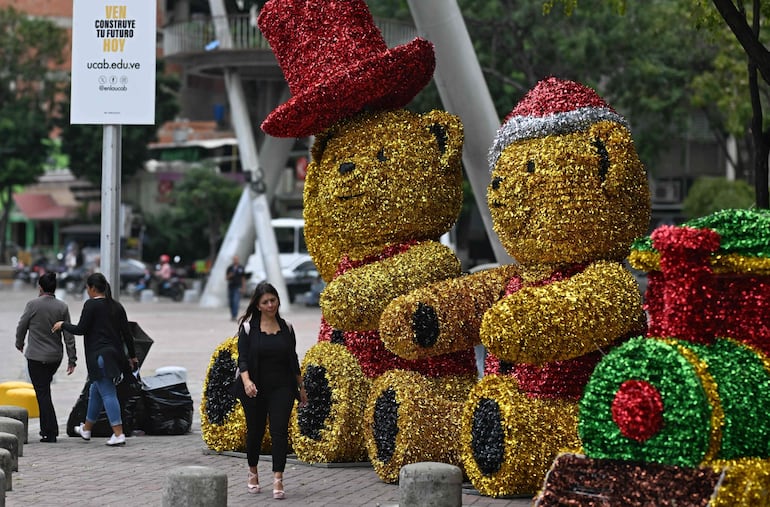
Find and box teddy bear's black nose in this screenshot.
[339,162,355,175]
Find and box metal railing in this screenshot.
[162,14,418,57]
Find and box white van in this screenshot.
[244,218,317,301]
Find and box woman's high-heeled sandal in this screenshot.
[247,471,261,493]
[273,478,285,499]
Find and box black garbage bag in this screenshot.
[140,372,193,435]
[66,375,144,437]
[66,321,153,437]
[128,321,154,367]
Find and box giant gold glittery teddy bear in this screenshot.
[254,0,478,481]
[379,77,651,496]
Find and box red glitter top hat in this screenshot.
[258,0,435,138]
[488,77,628,169]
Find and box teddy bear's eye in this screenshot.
[491,176,503,190]
[526,160,535,173]
[377,148,388,162]
[592,138,610,183]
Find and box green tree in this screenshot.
[549,0,770,208]
[56,60,181,186]
[0,7,67,261]
[143,166,241,264]
[370,0,717,173]
[682,176,756,218]
[695,0,770,208]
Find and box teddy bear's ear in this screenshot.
[421,110,463,168]
[311,128,334,163]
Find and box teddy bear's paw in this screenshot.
[291,342,370,463]
[364,370,475,483]
[412,302,440,347]
[461,375,580,497]
[380,266,518,360]
[201,336,247,452]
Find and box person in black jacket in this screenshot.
[237,282,307,499]
[53,272,138,446]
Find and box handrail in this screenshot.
[163,14,418,57]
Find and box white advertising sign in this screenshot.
[70,0,156,124]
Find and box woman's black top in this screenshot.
[237,316,300,393]
[62,297,136,381]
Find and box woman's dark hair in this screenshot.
[239,281,281,326]
[86,272,119,316]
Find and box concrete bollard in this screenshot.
[0,419,23,458]
[2,389,38,418]
[0,407,28,444]
[161,466,227,507]
[399,462,462,507]
[140,289,155,303]
[182,289,199,303]
[0,449,9,492]
[0,435,15,474]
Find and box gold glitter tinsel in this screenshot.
[380,264,521,359]
[710,458,770,506]
[321,241,461,331]
[461,374,580,497]
[290,342,370,463]
[200,336,247,452]
[304,109,464,282]
[481,260,643,365]
[489,121,650,267]
[364,370,475,483]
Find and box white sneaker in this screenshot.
[74,423,91,441]
[106,433,126,446]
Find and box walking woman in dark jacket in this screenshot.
[53,272,138,446]
[237,282,307,499]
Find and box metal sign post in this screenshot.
[71,0,156,300]
[101,125,122,297]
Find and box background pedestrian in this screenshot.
[52,272,138,446]
[226,254,246,321]
[15,271,77,443]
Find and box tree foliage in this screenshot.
[682,176,756,218]
[56,61,181,185]
[548,0,770,208]
[369,0,718,174]
[0,7,67,261]
[143,166,242,264]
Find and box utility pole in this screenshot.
[200,0,289,307]
[407,0,512,264]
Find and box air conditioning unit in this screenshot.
[651,179,682,204]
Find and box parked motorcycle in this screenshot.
[158,276,186,302]
[59,267,88,295]
[132,271,186,302]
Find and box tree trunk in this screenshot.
[712,0,770,86]
[747,1,770,209]
[0,186,12,262]
[756,130,770,208]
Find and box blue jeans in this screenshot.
[86,356,122,427]
[228,285,241,319]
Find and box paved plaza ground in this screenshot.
[0,283,533,506]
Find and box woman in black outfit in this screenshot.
[237,282,307,499]
[53,272,138,446]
